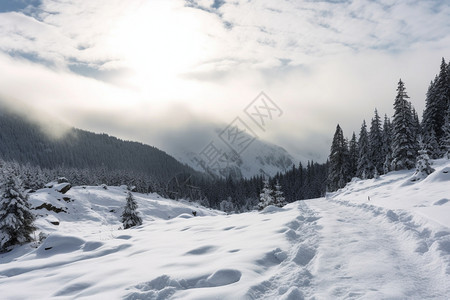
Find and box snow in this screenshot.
[1,159,449,299]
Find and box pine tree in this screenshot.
[422,58,449,156]
[369,109,383,175]
[442,105,450,158]
[274,181,287,207]
[409,104,421,156]
[391,79,417,170]
[422,78,439,155]
[0,175,36,252]
[327,124,350,191]
[382,115,393,174]
[348,132,359,178]
[258,180,274,210]
[357,120,372,179]
[423,127,440,158]
[435,58,449,142]
[411,106,421,140]
[121,192,142,229]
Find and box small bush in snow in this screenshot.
[220,197,235,214]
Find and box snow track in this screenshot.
[306,198,450,299]
[246,202,320,300]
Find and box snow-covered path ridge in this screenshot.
[306,198,450,299]
[245,202,320,299]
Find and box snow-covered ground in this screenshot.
[0,159,449,299]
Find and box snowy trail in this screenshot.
[305,198,450,299]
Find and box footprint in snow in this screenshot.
[185,245,216,255]
[54,283,92,297]
[433,198,449,206]
[293,245,316,266]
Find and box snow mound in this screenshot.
[424,166,450,183]
[37,234,85,257]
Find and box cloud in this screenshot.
[0,0,41,13]
[0,0,450,163]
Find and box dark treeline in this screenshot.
[195,160,327,211]
[327,58,450,192]
[0,157,327,212]
[0,159,163,194]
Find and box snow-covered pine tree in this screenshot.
[411,146,435,181]
[258,180,274,210]
[342,138,350,184]
[422,58,449,156]
[409,103,421,156]
[327,124,350,191]
[442,105,450,158]
[274,181,287,208]
[391,79,417,170]
[411,106,421,141]
[382,114,393,174]
[348,132,359,178]
[422,78,439,157]
[369,109,384,175]
[357,120,373,179]
[435,58,450,145]
[423,127,440,158]
[121,192,142,229]
[0,175,36,252]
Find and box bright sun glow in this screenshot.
[108,2,209,98]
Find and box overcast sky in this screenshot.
[1,0,449,162]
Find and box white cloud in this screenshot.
[0,0,450,162]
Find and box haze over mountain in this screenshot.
[172,126,296,179]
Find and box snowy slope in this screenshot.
[0,160,449,299]
[309,158,450,298]
[0,186,309,299]
[326,158,450,228]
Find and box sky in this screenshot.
[0,0,449,163]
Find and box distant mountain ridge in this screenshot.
[172,127,296,179]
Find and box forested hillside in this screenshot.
[0,109,197,186]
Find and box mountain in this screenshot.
[0,109,197,185]
[171,127,296,179]
[0,105,297,184]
